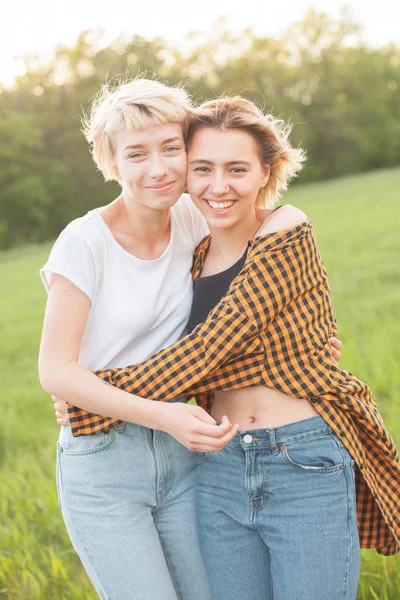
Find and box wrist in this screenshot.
[120,395,165,430]
[139,400,170,432]
[153,402,172,432]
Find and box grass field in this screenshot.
[1,167,399,599]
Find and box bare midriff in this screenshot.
[211,386,318,431]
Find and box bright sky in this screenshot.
[2,0,400,87]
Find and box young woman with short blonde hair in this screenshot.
[39,79,238,600]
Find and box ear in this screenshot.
[261,164,270,187]
[113,164,120,180]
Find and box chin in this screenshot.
[156,196,181,209]
[208,216,239,230]
[152,189,185,209]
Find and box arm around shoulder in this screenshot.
[257,205,308,237]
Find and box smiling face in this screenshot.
[187,127,270,231]
[113,122,187,211]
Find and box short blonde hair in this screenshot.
[187,96,306,208]
[82,78,192,181]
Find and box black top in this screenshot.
[186,247,248,332]
[186,206,283,333]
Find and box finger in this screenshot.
[57,418,68,425]
[192,420,234,438]
[192,424,240,451]
[329,337,343,350]
[331,348,341,361]
[55,402,67,413]
[217,423,239,447]
[51,395,57,404]
[192,412,232,435]
[219,415,235,431]
[193,429,239,452]
[56,410,68,419]
[192,407,217,425]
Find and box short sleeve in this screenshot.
[175,193,209,247]
[190,202,209,246]
[40,227,96,300]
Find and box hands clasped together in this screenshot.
[52,337,342,454]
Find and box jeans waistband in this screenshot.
[228,416,332,450]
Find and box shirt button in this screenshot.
[243,434,253,443]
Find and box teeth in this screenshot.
[207,201,235,210]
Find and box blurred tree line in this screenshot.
[0,9,399,249]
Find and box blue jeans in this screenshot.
[195,415,360,600]
[57,398,211,600]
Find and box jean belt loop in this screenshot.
[268,428,278,454]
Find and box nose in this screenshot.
[148,155,168,179]
[208,174,229,197]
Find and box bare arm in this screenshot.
[39,274,166,427]
[39,274,238,450]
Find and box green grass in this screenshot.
[1,167,399,599]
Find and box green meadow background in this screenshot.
[1,168,399,599]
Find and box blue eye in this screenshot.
[164,146,181,153]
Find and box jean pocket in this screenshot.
[350,459,359,527]
[59,425,115,456]
[280,434,345,474]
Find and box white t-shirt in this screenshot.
[40,194,208,370]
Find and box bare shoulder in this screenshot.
[256,205,308,237]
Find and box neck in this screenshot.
[208,213,263,263]
[112,194,171,246]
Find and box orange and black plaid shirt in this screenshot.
[69,220,400,556]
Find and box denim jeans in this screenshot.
[56,397,211,600]
[195,415,360,600]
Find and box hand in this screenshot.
[159,402,239,453]
[51,395,69,426]
[329,337,343,366]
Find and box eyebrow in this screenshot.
[123,137,183,151]
[189,159,252,166]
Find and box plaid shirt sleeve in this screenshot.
[93,288,262,396]
[68,220,316,438]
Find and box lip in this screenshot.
[146,181,176,192]
[204,199,237,214]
